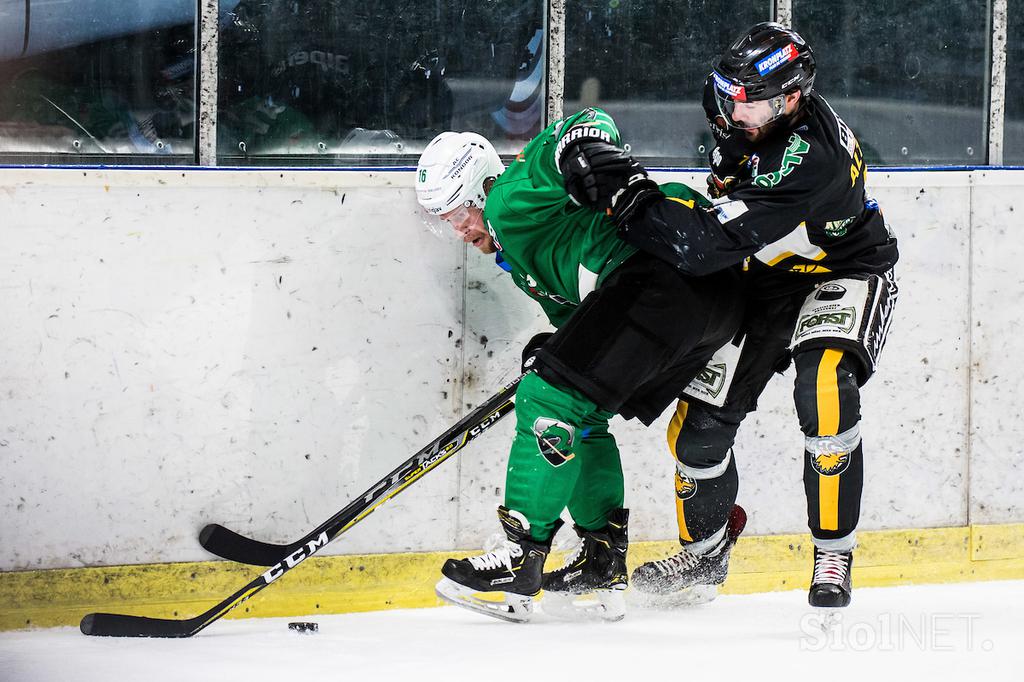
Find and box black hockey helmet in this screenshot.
[710,22,815,129]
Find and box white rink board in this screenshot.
[0,167,1020,570]
[969,173,1024,525]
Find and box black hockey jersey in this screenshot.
[622,91,899,297]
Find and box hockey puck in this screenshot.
[288,621,318,634]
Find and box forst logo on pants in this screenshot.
[693,363,728,398]
[798,307,857,335]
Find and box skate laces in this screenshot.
[812,550,850,585]
[555,535,586,570]
[468,535,523,572]
[648,547,701,576]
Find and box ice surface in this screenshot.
[1,581,1021,682]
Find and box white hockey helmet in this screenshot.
[416,131,504,216]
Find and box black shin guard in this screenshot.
[675,452,739,544]
[668,401,743,545]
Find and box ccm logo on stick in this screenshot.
[261,532,329,583]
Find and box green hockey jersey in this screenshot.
[483,107,707,327]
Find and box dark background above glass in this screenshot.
[562,0,771,166]
[0,1,196,162]
[216,0,545,165]
[0,0,1016,167]
[795,0,990,165]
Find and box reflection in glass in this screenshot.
[564,1,771,166]
[794,0,989,165]
[216,0,545,164]
[1005,0,1024,163]
[0,0,197,162]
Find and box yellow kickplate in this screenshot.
[2,524,1023,632]
[971,523,1024,561]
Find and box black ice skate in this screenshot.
[435,506,558,623]
[808,546,853,608]
[630,505,746,605]
[541,508,629,621]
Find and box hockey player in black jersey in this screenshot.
[559,22,899,609]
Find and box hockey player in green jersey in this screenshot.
[415,108,743,622]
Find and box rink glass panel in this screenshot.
[215,0,545,166]
[1005,0,1024,163]
[793,0,990,165]
[562,0,771,166]
[0,0,196,164]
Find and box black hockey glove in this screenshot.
[521,332,553,373]
[707,148,741,199]
[558,137,663,227]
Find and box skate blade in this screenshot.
[628,583,719,609]
[435,577,534,623]
[811,607,842,633]
[542,587,626,622]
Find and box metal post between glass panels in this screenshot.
[988,0,1008,165]
[774,0,794,28]
[546,0,566,125]
[198,0,219,167]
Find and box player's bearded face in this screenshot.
[441,205,495,254]
[732,91,802,142]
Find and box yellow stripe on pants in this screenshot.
[816,349,844,531]
[666,399,688,457]
[667,400,693,541]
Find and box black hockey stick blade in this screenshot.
[80,612,200,638]
[199,375,521,566]
[81,569,268,638]
[199,523,295,567]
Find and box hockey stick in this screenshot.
[200,377,525,565]
[79,375,521,637]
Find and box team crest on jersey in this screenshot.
[533,418,576,467]
[824,216,855,237]
[753,133,809,189]
[675,473,698,500]
[516,272,573,306]
[810,450,851,477]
